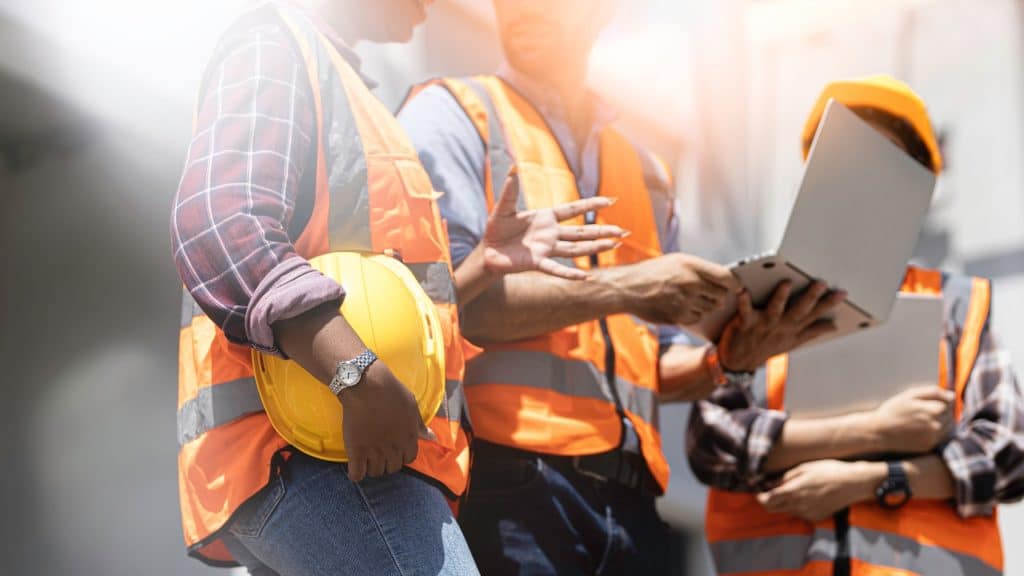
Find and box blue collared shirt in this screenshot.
[398,64,696,352]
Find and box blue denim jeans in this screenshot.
[221,449,480,576]
[458,445,670,576]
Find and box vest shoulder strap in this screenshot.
[402,76,513,212]
[942,273,992,418]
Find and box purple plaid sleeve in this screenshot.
[687,383,788,492]
[171,11,344,353]
[941,327,1024,517]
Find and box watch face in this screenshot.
[339,362,361,386]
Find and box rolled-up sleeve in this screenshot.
[687,383,788,492]
[940,327,1024,517]
[171,16,343,353]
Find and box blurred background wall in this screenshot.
[1,1,1021,574]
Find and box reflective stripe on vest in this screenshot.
[177,4,468,565]
[411,74,670,490]
[709,528,837,574]
[705,266,1002,575]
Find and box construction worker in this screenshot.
[171,0,628,574]
[688,76,1024,576]
[398,1,843,573]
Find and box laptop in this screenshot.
[690,100,937,349]
[783,294,943,418]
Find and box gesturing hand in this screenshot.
[338,361,437,482]
[482,173,628,280]
[719,281,847,372]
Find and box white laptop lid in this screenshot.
[775,100,936,322]
[784,293,943,419]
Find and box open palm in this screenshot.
[482,173,627,280]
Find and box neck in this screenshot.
[305,0,364,45]
[545,63,592,145]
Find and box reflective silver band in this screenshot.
[709,529,836,574]
[464,349,656,424]
[177,377,263,447]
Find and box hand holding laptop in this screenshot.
[719,280,847,372]
[689,101,937,352]
[625,253,740,326]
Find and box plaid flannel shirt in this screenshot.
[171,5,361,354]
[687,318,1024,518]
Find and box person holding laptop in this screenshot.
[688,76,1024,576]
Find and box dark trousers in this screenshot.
[459,443,670,576]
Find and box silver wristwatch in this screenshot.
[328,349,378,396]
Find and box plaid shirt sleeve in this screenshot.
[171,13,344,354]
[941,325,1024,517]
[687,382,789,492]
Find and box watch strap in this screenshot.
[328,349,378,395]
[876,460,912,510]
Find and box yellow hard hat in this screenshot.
[801,75,943,173]
[252,252,445,462]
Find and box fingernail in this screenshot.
[620,230,631,238]
[607,197,618,205]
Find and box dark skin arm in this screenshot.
[272,301,433,482]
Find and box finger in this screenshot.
[557,224,627,241]
[796,319,838,344]
[385,454,404,475]
[694,260,742,292]
[493,171,521,217]
[417,419,439,443]
[758,490,790,512]
[538,258,590,281]
[781,465,806,484]
[766,282,793,322]
[347,454,367,482]
[799,289,847,328]
[550,239,622,258]
[551,196,617,222]
[910,385,954,402]
[737,291,755,329]
[784,282,828,323]
[366,453,386,478]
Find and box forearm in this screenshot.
[659,344,717,402]
[453,243,502,305]
[272,301,367,386]
[844,455,955,506]
[460,265,630,343]
[763,412,884,474]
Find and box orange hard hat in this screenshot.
[801,75,943,173]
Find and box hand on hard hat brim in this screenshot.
[483,170,629,281]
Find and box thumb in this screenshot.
[493,169,521,217]
[695,259,741,292]
[417,417,438,443]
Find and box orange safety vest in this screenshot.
[406,75,672,491]
[705,266,1002,576]
[177,4,469,565]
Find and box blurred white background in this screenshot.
[1,1,1021,574]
